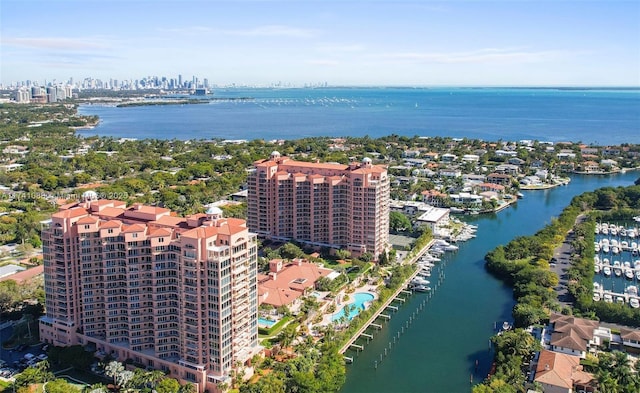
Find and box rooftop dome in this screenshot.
[206,206,223,216]
[270,151,281,159]
[362,157,372,164]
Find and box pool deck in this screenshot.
[317,286,379,327]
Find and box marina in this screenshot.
[592,222,640,308]
[338,240,453,356]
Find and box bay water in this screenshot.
[77,87,640,145]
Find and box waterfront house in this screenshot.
[579,161,601,173]
[534,350,595,393]
[547,314,599,358]
[449,192,483,208]
[475,183,505,194]
[486,173,512,186]
[619,328,640,351]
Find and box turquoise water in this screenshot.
[341,171,639,393]
[77,87,640,144]
[258,317,276,328]
[332,292,375,322]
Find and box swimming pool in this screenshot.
[258,317,276,327]
[331,292,375,322]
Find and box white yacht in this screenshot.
[626,268,634,280]
[604,293,613,303]
[411,277,430,286]
[603,266,612,276]
[593,292,601,302]
[613,261,622,276]
[630,298,640,308]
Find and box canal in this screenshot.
[340,171,639,393]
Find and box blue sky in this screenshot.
[1,0,639,86]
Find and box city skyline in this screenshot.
[1,0,639,87]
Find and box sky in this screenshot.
[1,0,639,87]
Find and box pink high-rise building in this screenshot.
[247,153,390,259]
[39,192,259,392]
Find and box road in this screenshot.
[550,214,587,308]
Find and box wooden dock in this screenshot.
[339,241,435,354]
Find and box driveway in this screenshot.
[550,214,587,308]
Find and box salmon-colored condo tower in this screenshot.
[247,152,390,260]
[39,191,259,392]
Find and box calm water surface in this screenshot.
[77,87,640,144]
[340,171,639,393]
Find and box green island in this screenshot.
[114,97,254,107]
[0,102,639,393]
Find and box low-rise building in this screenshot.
[486,173,512,186]
[257,259,338,310]
[534,350,595,393]
[414,206,450,235]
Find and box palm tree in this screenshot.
[147,370,166,389]
[178,383,197,393]
[104,361,125,387]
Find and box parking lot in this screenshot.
[0,324,48,379]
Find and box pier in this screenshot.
[339,241,435,354]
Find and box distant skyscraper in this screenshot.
[247,153,390,259]
[178,74,183,88]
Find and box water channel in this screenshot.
[341,171,639,393]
